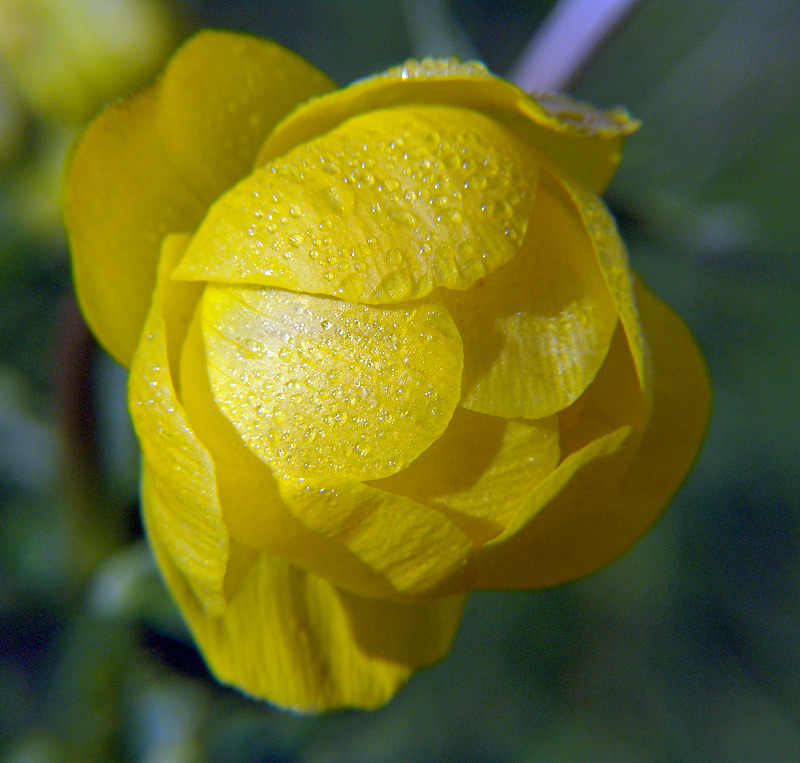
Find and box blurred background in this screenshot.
[1,0,798,760]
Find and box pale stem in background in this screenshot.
[509,0,641,92]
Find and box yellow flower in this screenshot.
[64,30,710,712]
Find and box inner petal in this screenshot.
[200,284,463,482]
[174,105,540,303]
[444,167,619,419]
[372,406,560,544]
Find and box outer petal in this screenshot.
[175,105,540,304]
[200,285,463,482]
[128,235,229,614]
[257,58,638,193]
[444,167,618,419]
[372,407,560,543]
[144,500,467,711]
[180,307,474,600]
[64,30,335,366]
[475,282,710,588]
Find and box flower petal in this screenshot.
[276,477,476,598]
[144,511,467,711]
[474,426,636,588]
[200,284,463,481]
[556,170,651,398]
[175,105,540,303]
[179,309,474,600]
[474,283,710,588]
[65,81,206,366]
[65,30,334,366]
[128,235,228,614]
[444,167,618,419]
[557,322,647,460]
[156,30,335,206]
[257,58,637,193]
[372,407,560,543]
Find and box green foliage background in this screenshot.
[1,1,799,760]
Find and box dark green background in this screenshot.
[1,1,798,760]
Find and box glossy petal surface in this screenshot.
[201,285,463,481]
[180,312,474,600]
[257,59,638,193]
[144,510,467,711]
[446,168,618,419]
[176,106,540,303]
[373,407,560,543]
[65,30,334,366]
[128,235,228,614]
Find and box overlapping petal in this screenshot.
[257,58,638,193]
[144,506,467,712]
[179,306,474,600]
[127,235,229,614]
[200,284,463,481]
[175,105,540,303]
[557,170,651,399]
[64,30,334,366]
[444,167,618,419]
[372,406,560,543]
[475,282,710,588]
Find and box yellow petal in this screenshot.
[65,80,206,366]
[175,105,540,303]
[276,476,475,599]
[372,407,560,543]
[445,167,618,419]
[65,30,334,366]
[558,322,647,459]
[200,285,463,481]
[556,169,651,398]
[128,235,228,614]
[257,58,637,193]
[474,426,637,588]
[156,30,335,206]
[144,508,467,711]
[474,282,710,588]
[179,309,474,600]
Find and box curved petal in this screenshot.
[175,105,540,303]
[475,282,710,588]
[156,30,335,205]
[558,321,647,459]
[200,284,463,482]
[372,407,560,543]
[257,58,638,193]
[556,169,651,400]
[444,167,618,419]
[474,426,636,588]
[180,308,474,600]
[65,30,335,366]
[128,235,229,614]
[276,477,476,599]
[65,80,206,366]
[144,511,467,711]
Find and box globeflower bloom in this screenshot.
[64,30,710,711]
